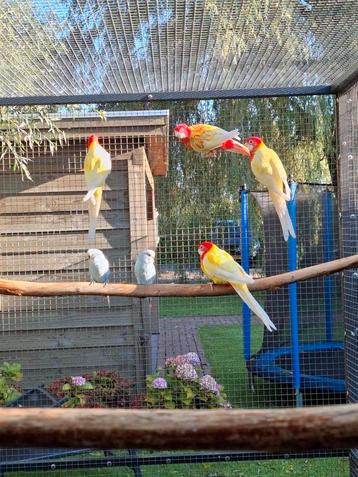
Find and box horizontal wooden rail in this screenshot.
[0,405,357,451]
[0,255,356,298]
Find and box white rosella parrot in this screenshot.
[83,135,112,243]
[87,248,110,307]
[198,241,276,332]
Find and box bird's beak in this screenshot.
[235,141,250,157]
[244,142,253,154]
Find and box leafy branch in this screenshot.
[0,106,66,180]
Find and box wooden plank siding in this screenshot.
[0,110,166,394]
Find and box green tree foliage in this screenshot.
[0,0,67,180]
[0,106,66,180]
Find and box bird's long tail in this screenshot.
[106,295,110,308]
[87,187,103,244]
[210,129,240,149]
[269,190,296,241]
[83,188,97,205]
[232,284,277,332]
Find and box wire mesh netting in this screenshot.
[0,0,357,102]
[0,96,352,475]
[338,80,358,476]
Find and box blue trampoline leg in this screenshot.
[240,186,251,363]
[322,190,334,342]
[287,181,303,407]
[241,186,254,391]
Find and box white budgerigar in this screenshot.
[87,248,110,307]
[134,249,156,285]
[134,249,156,317]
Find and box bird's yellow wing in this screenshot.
[202,248,254,285]
[251,145,286,196]
[269,151,288,182]
[84,149,101,173]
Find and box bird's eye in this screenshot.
[249,140,253,144]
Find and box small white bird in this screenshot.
[134,249,156,285]
[87,248,110,307]
[134,249,156,318]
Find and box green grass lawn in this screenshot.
[160,294,264,318]
[10,457,349,476]
[198,323,295,408]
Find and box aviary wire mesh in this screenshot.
[0,0,357,101]
[0,96,350,475]
[338,79,358,476]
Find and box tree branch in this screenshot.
[0,405,357,451]
[0,255,356,298]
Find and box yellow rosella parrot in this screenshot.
[198,241,276,332]
[244,136,295,241]
[174,123,250,157]
[83,135,112,243]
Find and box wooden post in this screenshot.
[0,405,357,451]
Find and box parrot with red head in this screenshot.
[174,123,249,158]
[243,136,295,241]
[83,135,112,243]
[198,241,276,332]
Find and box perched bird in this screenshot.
[134,250,156,285]
[134,250,156,316]
[244,136,295,241]
[87,248,110,307]
[83,135,112,243]
[198,241,276,332]
[174,123,250,158]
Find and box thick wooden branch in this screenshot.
[0,255,356,298]
[0,405,357,451]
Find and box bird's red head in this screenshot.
[244,136,263,158]
[87,134,98,148]
[198,241,214,259]
[174,123,191,141]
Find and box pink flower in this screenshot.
[183,352,201,367]
[165,355,187,369]
[152,377,168,389]
[175,363,198,381]
[71,376,86,386]
[199,375,220,394]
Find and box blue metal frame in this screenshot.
[322,190,334,342]
[240,186,251,362]
[287,182,302,407]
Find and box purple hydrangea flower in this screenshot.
[152,377,168,389]
[71,376,86,386]
[184,352,201,367]
[175,363,198,381]
[199,375,219,394]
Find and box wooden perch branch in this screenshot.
[0,255,356,298]
[0,405,357,451]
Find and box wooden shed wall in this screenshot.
[0,120,162,392]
